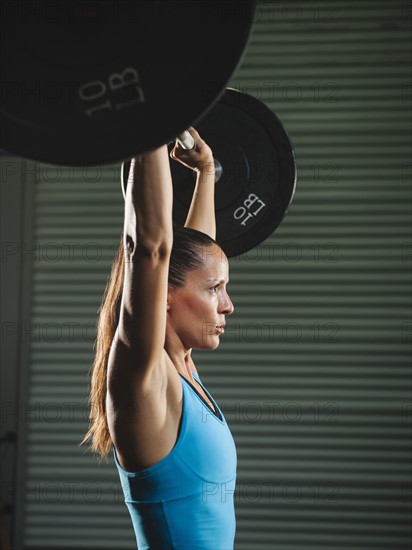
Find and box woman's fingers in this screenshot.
[169,127,214,171]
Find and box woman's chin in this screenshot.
[208,336,221,350]
[194,335,221,350]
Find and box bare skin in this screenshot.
[106,132,234,472]
[170,127,217,239]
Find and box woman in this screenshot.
[82,128,237,549]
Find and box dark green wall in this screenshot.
[0,1,410,549]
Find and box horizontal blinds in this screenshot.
[16,1,411,549]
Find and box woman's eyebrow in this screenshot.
[206,277,229,284]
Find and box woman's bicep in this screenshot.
[109,242,171,388]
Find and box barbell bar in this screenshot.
[122,88,297,258]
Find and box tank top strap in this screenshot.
[188,371,224,422]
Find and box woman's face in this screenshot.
[167,245,234,350]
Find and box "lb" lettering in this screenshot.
[79,67,146,118]
[233,193,266,226]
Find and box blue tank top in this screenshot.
[113,370,237,549]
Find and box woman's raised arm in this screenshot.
[108,145,173,392]
[170,127,216,240]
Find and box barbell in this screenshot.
[0,0,257,166]
[121,88,297,258]
[0,1,297,255]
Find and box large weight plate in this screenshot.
[170,88,297,256]
[122,88,297,257]
[0,1,256,166]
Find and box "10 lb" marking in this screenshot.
[233,193,266,226]
[78,67,145,118]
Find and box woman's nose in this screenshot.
[220,292,234,316]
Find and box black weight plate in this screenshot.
[122,88,297,258]
[0,1,256,166]
[170,88,297,256]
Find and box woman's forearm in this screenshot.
[184,167,216,240]
[124,146,174,248]
[169,127,216,239]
